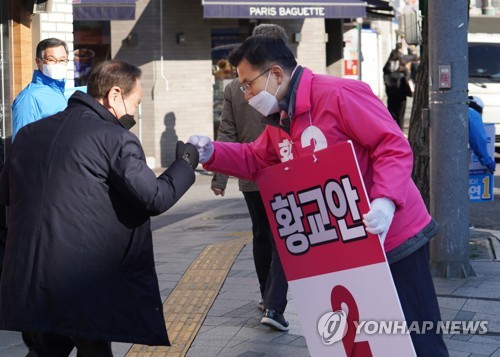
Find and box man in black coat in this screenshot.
[0,60,199,356]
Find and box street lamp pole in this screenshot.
[428,0,474,278]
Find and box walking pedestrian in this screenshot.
[0,60,199,356]
[188,36,449,356]
[211,24,289,331]
[383,42,412,128]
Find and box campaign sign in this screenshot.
[469,123,495,202]
[256,141,415,356]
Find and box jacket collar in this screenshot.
[32,70,66,93]
[278,65,304,119]
[262,65,307,132]
[68,91,129,129]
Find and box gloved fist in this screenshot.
[176,141,199,170]
[187,135,214,164]
[362,197,396,245]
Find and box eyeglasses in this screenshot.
[42,57,69,65]
[240,67,272,93]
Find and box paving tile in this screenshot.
[462,298,500,315]
[468,334,500,345]
[450,333,473,341]
[228,340,310,356]
[446,351,471,357]
[440,307,460,323]
[444,337,498,355]
[217,348,265,357]
[271,333,303,345]
[454,310,477,321]
[201,315,233,326]
[434,278,469,295]
[185,345,224,356]
[438,296,468,310]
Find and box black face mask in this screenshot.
[118,96,136,130]
[118,114,136,129]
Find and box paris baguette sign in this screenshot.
[256,141,415,356]
[202,0,366,19]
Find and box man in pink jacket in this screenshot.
[189,36,448,356]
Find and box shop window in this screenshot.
[211,28,241,137]
[73,21,111,85]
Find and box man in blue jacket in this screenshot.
[468,96,496,173]
[11,38,69,140]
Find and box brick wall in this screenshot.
[35,0,75,87]
[296,19,327,75]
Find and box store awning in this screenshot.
[202,1,367,19]
[365,0,393,19]
[72,0,136,21]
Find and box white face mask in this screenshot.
[42,63,67,81]
[248,72,281,117]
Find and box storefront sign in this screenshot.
[256,141,415,356]
[202,0,366,19]
[469,123,495,202]
[73,0,136,21]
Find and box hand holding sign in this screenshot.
[362,197,396,244]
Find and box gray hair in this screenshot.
[36,38,69,59]
[252,24,288,42]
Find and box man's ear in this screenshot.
[35,58,43,71]
[271,66,285,85]
[102,86,121,110]
[105,86,121,106]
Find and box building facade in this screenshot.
[2,0,396,169]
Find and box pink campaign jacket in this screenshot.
[205,67,431,252]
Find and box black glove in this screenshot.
[176,141,199,170]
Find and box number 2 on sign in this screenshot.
[331,285,373,357]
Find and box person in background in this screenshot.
[0,60,199,356]
[383,42,412,129]
[408,46,420,88]
[188,36,448,356]
[468,95,496,173]
[11,38,69,141]
[211,24,290,332]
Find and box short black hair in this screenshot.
[228,36,297,74]
[36,38,69,59]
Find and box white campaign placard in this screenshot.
[256,141,415,356]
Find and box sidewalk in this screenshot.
[1,175,499,356]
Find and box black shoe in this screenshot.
[261,309,289,331]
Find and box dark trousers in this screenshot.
[243,191,288,314]
[390,243,449,357]
[22,331,113,357]
[386,88,407,129]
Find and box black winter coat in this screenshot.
[0,91,195,345]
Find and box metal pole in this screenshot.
[357,17,362,81]
[428,0,474,278]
